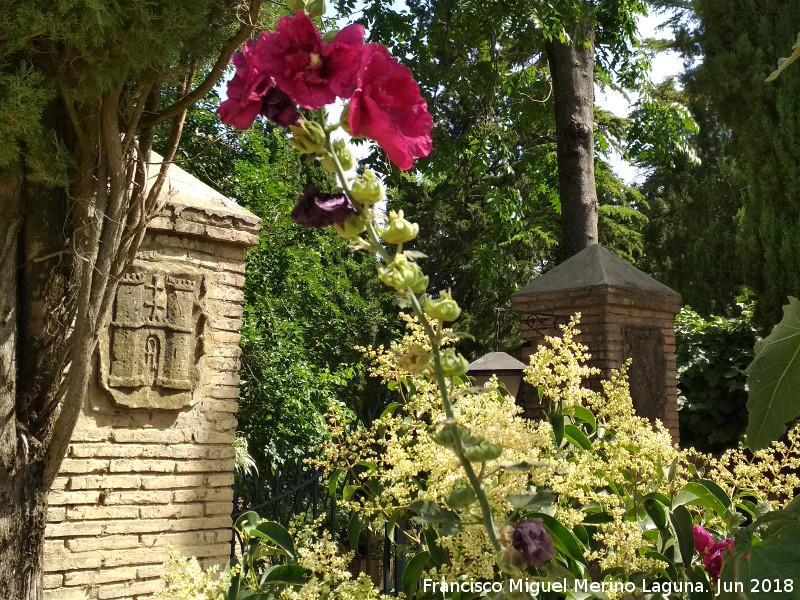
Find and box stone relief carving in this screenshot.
[623,326,665,422]
[100,265,203,409]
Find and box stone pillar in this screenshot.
[511,245,681,441]
[43,159,260,599]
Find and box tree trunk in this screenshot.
[546,17,599,262]
[0,169,48,598]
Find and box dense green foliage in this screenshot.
[674,296,757,453]
[328,0,657,356]
[156,95,399,469]
[658,0,800,327]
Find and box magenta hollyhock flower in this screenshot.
[290,186,358,227]
[511,519,556,568]
[218,40,272,130]
[348,43,433,171]
[261,86,301,127]
[693,525,733,580]
[258,12,364,109]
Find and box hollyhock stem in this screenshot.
[315,110,502,553]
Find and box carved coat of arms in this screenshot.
[100,266,203,409]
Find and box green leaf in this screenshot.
[507,489,557,512]
[446,479,478,509]
[261,564,310,586]
[719,521,800,599]
[402,551,429,598]
[549,407,565,447]
[252,521,297,562]
[234,511,259,534]
[563,424,593,450]
[644,497,668,531]
[379,402,402,419]
[669,505,695,566]
[409,501,461,536]
[745,297,800,449]
[328,469,344,498]
[564,405,596,431]
[348,513,362,552]
[674,480,731,517]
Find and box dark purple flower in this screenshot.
[261,86,301,127]
[290,186,357,227]
[693,525,733,580]
[511,519,556,568]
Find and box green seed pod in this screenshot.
[424,289,461,322]
[289,119,325,154]
[333,214,366,239]
[379,210,419,244]
[398,344,432,375]
[446,479,477,509]
[440,348,469,377]
[305,0,325,17]
[350,170,383,205]
[287,0,305,12]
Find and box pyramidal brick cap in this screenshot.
[468,351,527,374]
[513,244,679,298]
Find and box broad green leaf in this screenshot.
[674,480,731,517]
[328,469,344,498]
[446,479,477,509]
[563,424,593,450]
[348,513,362,551]
[252,521,297,562]
[261,564,310,586]
[409,501,461,536]
[564,405,596,431]
[719,522,800,599]
[644,497,668,531]
[507,489,557,512]
[745,297,800,449]
[402,551,429,598]
[669,505,695,566]
[234,511,259,534]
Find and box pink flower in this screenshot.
[218,40,272,130]
[693,526,733,580]
[261,86,301,127]
[348,44,432,171]
[258,12,364,109]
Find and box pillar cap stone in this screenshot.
[513,244,680,300]
[146,152,262,247]
[468,351,527,374]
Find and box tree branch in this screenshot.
[138,0,263,130]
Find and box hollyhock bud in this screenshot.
[290,186,357,227]
[339,103,353,135]
[377,257,424,291]
[289,119,326,154]
[350,170,383,205]
[511,519,556,568]
[424,290,461,322]
[446,479,477,509]
[322,140,355,172]
[287,0,305,12]
[379,210,419,244]
[333,214,366,239]
[397,344,432,375]
[440,349,469,377]
[305,0,325,17]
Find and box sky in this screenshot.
[595,11,685,184]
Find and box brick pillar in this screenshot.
[511,245,681,441]
[43,159,260,599]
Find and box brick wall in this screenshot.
[43,162,260,600]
